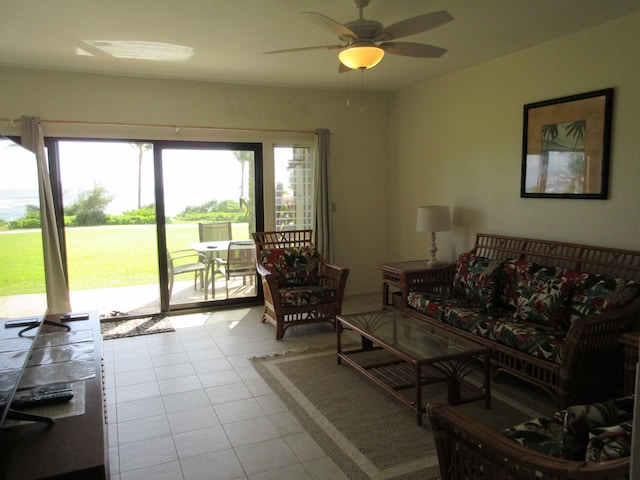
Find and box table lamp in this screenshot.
[416,205,451,266]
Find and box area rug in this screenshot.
[251,349,546,480]
[100,315,174,340]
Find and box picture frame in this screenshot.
[520,88,613,199]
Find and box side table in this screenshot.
[619,331,640,396]
[379,260,454,310]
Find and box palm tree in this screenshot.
[130,143,152,210]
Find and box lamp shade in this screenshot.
[416,205,451,233]
[338,45,385,70]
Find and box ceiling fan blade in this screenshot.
[264,44,343,55]
[375,10,454,41]
[302,11,357,39]
[380,42,447,58]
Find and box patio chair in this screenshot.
[252,230,349,339]
[226,240,256,297]
[198,222,233,242]
[167,249,206,299]
[198,222,232,295]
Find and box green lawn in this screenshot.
[0,223,250,295]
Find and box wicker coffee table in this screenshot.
[337,309,491,425]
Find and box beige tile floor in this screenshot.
[104,293,380,480]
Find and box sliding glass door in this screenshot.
[47,138,263,318]
[56,140,160,317]
[157,142,262,311]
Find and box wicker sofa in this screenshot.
[402,233,640,408]
[427,401,631,480]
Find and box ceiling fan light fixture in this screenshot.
[338,45,384,69]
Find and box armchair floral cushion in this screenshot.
[279,285,337,307]
[585,421,633,462]
[259,246,320,287]
[258,246,337,307]
[502,395,634,462]
[561,395,634,460]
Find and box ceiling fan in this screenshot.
[264,0,454,71]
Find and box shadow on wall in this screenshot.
[451,206,486,255]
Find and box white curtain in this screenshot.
[21,116,71,313]
[312,128,334,262]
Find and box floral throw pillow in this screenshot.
[452,253,502,311]
[564,271,640,324]
[512,276,573,329]
[499,259,569,327]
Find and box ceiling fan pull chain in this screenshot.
[360,68,365,112]
[346,71,351,108]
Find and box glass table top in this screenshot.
[338,309,486,361]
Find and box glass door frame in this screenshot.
[155,140,265,313]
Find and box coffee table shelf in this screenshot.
[337,310,491,425]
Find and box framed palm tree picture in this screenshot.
[521,88,613,199]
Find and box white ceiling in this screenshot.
[2,0,640,92]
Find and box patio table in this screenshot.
[189,241,255,297]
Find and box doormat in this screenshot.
[100,315,175,340]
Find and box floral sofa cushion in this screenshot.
[452,253,502,311]
[490,319,565,363]
[407,292,470,321]
[259,246,320,287]
[408,291,566,363]
[563,271,640,326]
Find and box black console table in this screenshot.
[0,312,108,479]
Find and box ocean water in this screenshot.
[0,189,39,221]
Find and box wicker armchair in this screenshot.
[251,230,349,339]
[427,403,630,480]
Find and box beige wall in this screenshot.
[0,68,390,295]
[1,11,639,297]
[389,12,640,264]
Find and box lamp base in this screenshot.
[427,232,439,266]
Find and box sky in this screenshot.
[1,138,295,219]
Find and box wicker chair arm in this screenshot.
[427,403,630,480]
[559,296,640,406]
[254,262,282,309]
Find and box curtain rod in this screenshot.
[0,117,317,135]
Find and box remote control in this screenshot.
[11,384,74,410]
